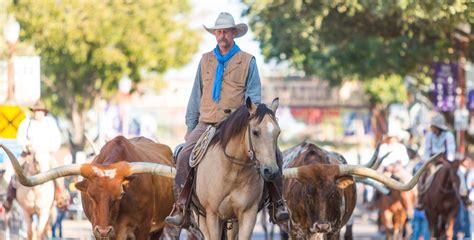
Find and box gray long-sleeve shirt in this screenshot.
[185,57,261,132]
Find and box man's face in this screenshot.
[430,125,441,135]
[33,110,46,121]
[214,28,236,52]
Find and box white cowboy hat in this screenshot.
[203,12,248,38]
[386,129,400,139]
[430,113,449,131]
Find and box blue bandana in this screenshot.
[212,44,241,102]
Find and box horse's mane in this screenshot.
[210,104,275,149]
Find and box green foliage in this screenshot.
[11,0,200,116]
[363,74,407,104]
[242,0,473,87]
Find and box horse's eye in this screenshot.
[252,130,260,136]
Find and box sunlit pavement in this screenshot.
[58,210,379,240]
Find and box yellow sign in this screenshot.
[0,105,26,138]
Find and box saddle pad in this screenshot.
[189,125,216,168]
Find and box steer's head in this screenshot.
[287,164,354,235]
[75,162,134,239]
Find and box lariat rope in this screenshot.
[189,126,216,168]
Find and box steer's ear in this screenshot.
[122,175,137,188]
[75,180,89,192]
[335,176,354,189]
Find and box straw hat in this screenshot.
[430,113,448,131]
[203,12,248,38]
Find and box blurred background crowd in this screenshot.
[0,0,472,239]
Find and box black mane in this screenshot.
[210,103,275,149]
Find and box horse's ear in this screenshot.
[246,97,256,114]
[270,98,279,113]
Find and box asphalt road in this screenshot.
[52,208,380,240]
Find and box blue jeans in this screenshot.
[51,208,66,238]
[454,202,471,240]
[411,210,429,240]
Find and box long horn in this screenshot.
[283,167,298,179]
[355,176,390,195]
[0,144,82,187]
[338,153,442,191]
[128,162,176,178]
[370,151,391,170]
[84,133,99,156]
[363,143,381,168]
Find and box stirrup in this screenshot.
[165,204,185,227]
[271,199,289,223]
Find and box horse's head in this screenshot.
[246,97,281,181]
[212,97,281,181]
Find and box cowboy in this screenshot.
[418,113,469,207]
[3,100,62,211]
[165,12,289,226]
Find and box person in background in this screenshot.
[467,159,474,236]
[411,161,430,240]
[51,190,69,239]
[3,100,62,211]
[453,157,472,240]
[420,113,469,206]
[377,130,415,234]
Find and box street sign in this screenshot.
[0,56,41,105]
[0,105,25,138]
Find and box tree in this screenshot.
[11,1,201,161]
[242,1,473,89]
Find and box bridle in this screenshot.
[223,125,260,168]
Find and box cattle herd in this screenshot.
[0,101,463,240]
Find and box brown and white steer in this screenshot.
[0,136,181,239]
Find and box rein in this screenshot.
[223,126,260,168]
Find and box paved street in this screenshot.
[54,207,380,239]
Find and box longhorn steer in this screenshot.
[280,142,439,240]
[1,136,179,239]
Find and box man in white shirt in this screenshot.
[378,130,415,219]
[3,100,62,210]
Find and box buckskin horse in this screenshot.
[192,98,280,240]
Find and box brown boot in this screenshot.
[165,204,185,227]
[271,199,289,223]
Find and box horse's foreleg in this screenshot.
[21,212,33,240]
[445,212,456,240]
[238,209,258,240]
[37,209,52,239]
[204,213,221,240]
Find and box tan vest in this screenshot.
[199,50,253,124]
